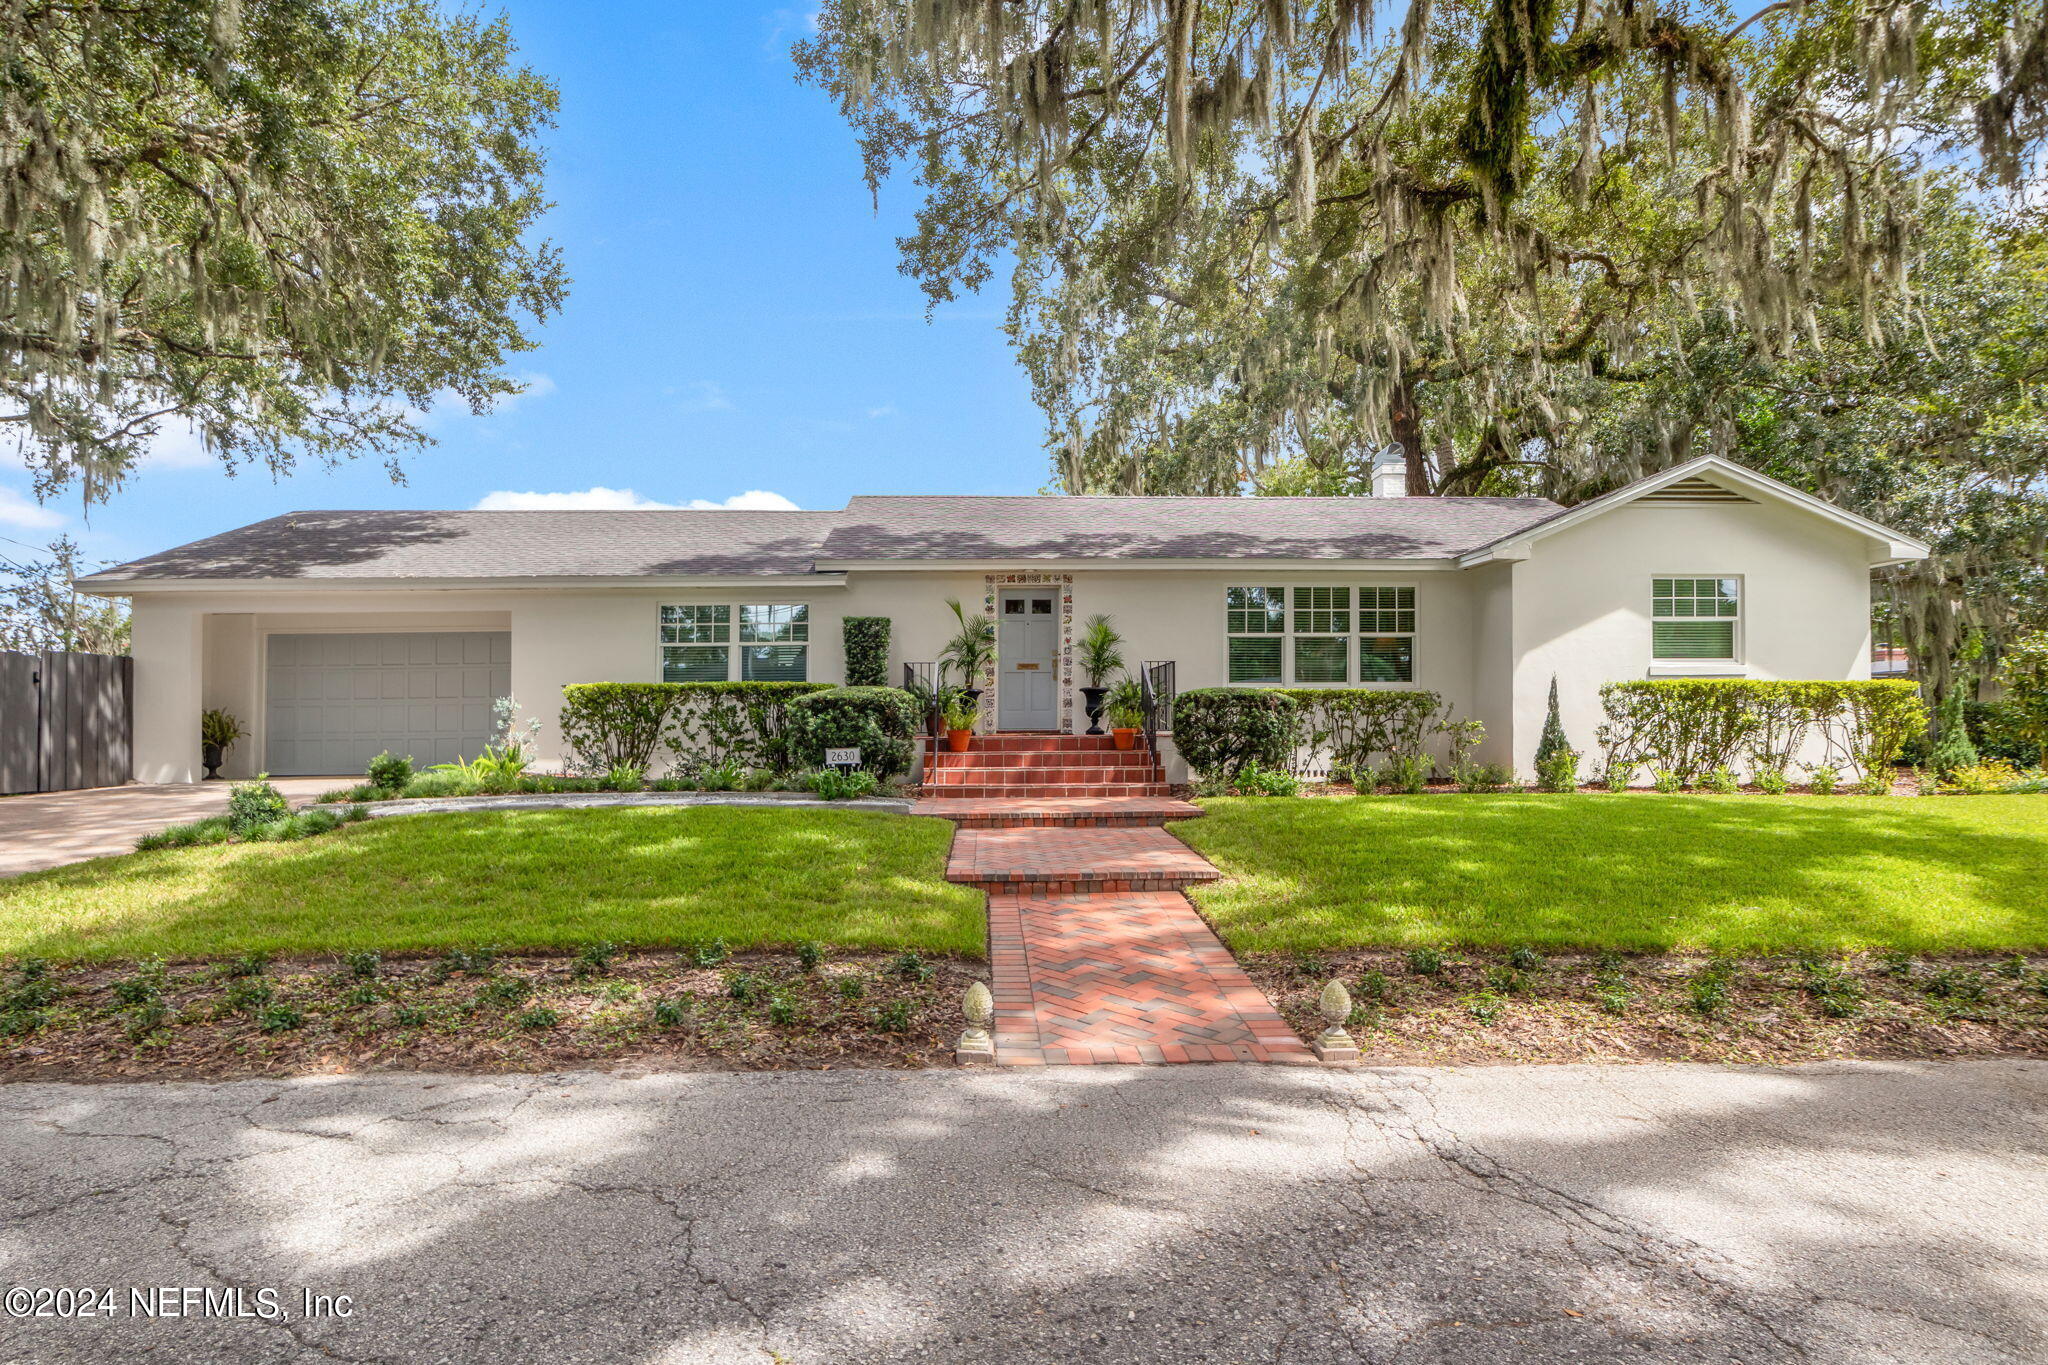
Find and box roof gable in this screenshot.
[1456,457,1931,567]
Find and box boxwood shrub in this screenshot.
[785,686,920,778]
[842,616,892,688]
[1172,687,1298,782]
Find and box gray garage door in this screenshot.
[264,632,511,776]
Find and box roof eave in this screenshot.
[811,555,1465,572]
[72,572,849,596]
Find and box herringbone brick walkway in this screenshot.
[927,784,1315,1067]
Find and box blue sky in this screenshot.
[0,4,1046,567]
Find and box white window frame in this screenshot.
[1223,584,1418,686]
[1649,575,1743,664]
[658,602,811,683]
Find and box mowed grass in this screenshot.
[0,807,985,961]
[1175,794,2048,955]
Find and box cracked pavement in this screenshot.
[2,1060,2043,1363]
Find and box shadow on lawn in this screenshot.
[0,808,984,961]
[1181,796,2048,952]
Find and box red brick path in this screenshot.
[923,769,1314,1067]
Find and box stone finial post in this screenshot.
[1313,978,1360,1063]
[956,981,996,1064]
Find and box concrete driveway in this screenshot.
[3,1060,2042,1362]
[0,779,343,877]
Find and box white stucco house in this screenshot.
[78,455,1929,784]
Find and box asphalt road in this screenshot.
[3,1060,2043,1363]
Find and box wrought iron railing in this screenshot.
[1139,659,1176,757]
[902,661,941,736]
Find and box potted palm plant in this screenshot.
[1077,614,1124,735]
[1104,678,1145,750]
[940,597,996,704]
[199,709,243,780]
[942,691,980,752]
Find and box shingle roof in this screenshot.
[79,509,843,581]
[820,495,1564,562]
[80,495,1568,584]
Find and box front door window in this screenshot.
[997,591,1059,730]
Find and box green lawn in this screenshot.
[1174,794,2048,955]
[0,808,984,961]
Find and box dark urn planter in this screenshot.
[1079,685,1108,735]
[201,742,224,780]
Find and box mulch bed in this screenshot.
[0,949,981,1083]
[1245,949,2048,1065]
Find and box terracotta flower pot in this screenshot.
[947,728,973,753]
[1111,727,1138,751]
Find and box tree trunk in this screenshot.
[1389,375,1433,494]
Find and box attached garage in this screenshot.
[264,631,511,776]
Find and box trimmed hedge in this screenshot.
[1597,680,1926,787]
[842,616,892,688]
[1173,688,1299,782]
[559,682,831,775]
[785,686,920,778]
[1274,688,1443,775]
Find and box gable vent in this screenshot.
[1639,475,1755,505]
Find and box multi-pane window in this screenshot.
[660,603,809,682]
[1651,577,1739,660]
[740,603,809,681]
[1227,586,1285,683]
[1357,586,1415,682]
[1292,587,1350,683]
[660,605,729,682]
[1226,585,1416,685]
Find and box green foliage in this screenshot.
[559,681,832,776]
[842,617,892,688]
[888,951,934,982]
[1229,759,1299,797]
[690,938,731,968]
[724,970,764,1003]
[1807,765,1841,795]
[835,974,866,1001]
[873,999,916,1033]
[938,598,997,689]
[1702,767,1740,796]
[1457,762,1515,794]
[807,767,880,800]
[225,778,290,836]
[1998,633,2048,760]
[1078,615,1125,688]
[475,975,533,1007]
[1755,768,1791,796]
[257,1004,304,1034]
[940,692,980,731]
[1464,992,1505,1025]
[6,0,565,506]
[1534,750,1580,794]
[136,817,234,852]
[598,765,644,793]
[515,1006,560,1030]
[1534,677,1571,768]
[796,941,825,972]
[1405,947,1445,976]
[573,942,621,977]
[1599,681,1927,787]
[430,744,532,794]
[1931,687,1981,779]
[786,687,920,778]
[1506,945,1545,973]
[1377,753,1432,794]
[1276,688,1443,780]
[200,709,244,750]
[651,998,689,1027]
[1103,677,1144,729]
[1173,688,1299,783]
[367,752,415,792]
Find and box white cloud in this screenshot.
[865,405,897,419]
[139,419,214,469]
[0,485,65,530]
[473,487,798,512]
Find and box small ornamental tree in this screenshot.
[1997,633,2048,761]
[1534,677,1571,768]
[1929,686,1980,778]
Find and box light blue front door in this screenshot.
[996,590,1059,730]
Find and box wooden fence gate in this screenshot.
[0,651,133,795]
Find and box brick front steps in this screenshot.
[909,796,1201,828]
[920,732,1170,799]
[945,826,1221,894]
[921,792,1316,1068]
